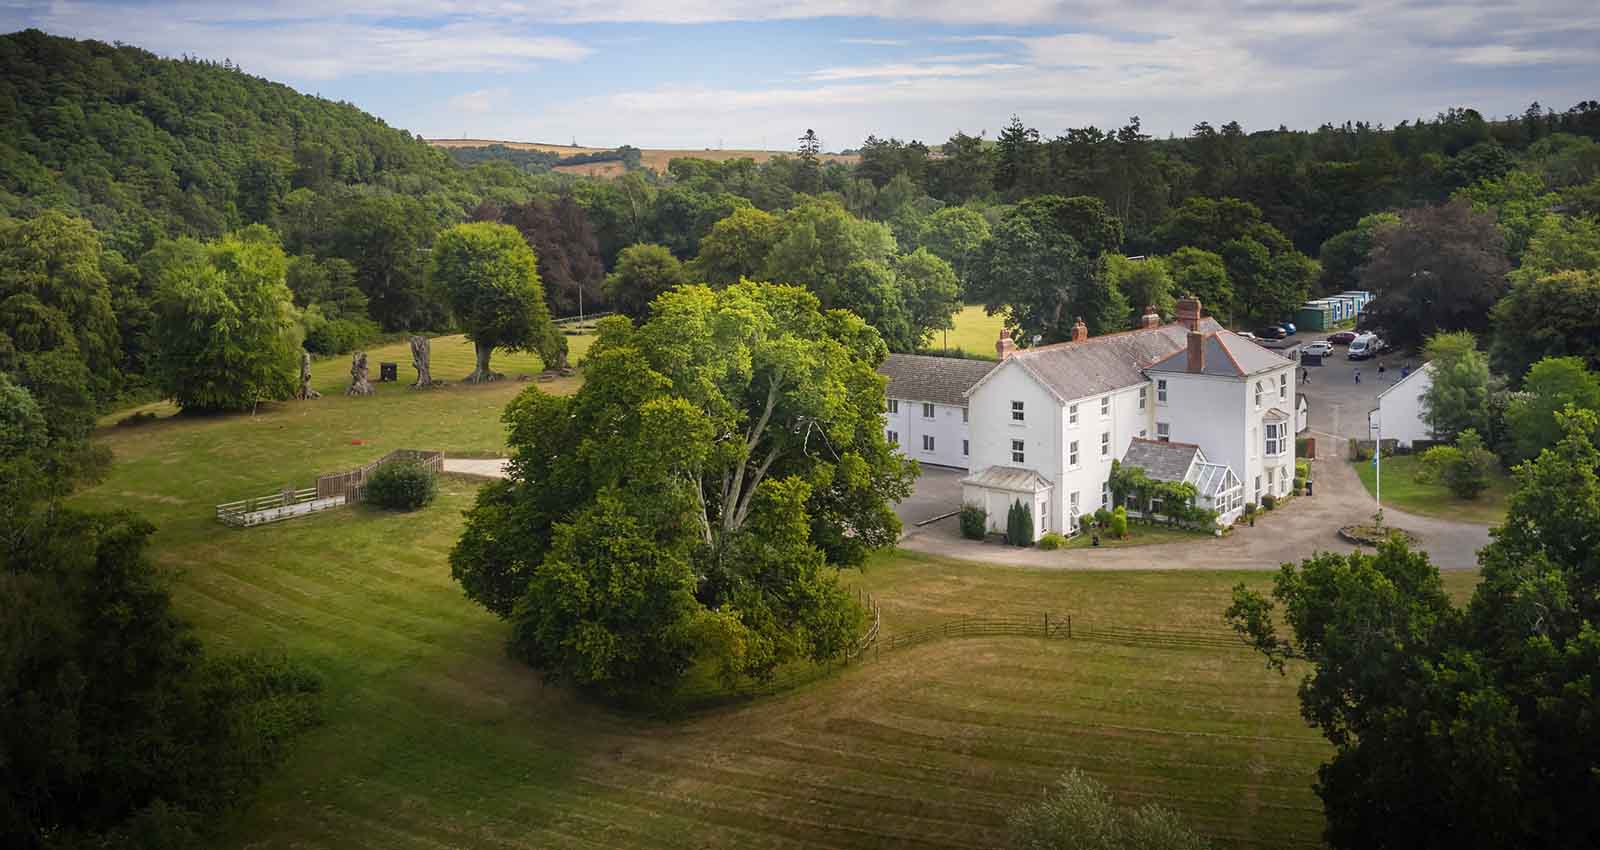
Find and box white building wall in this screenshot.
[1371,368,1433,447]
[967,362,1063,534]
[1156,362,1297,509]
[1054,382,1154,529]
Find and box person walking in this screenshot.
[1377,361,1387,380]
[1354,368,1361,384]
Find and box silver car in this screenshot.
[1303,341,1334,357]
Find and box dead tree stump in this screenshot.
[409,336,433,389]
[347,351,375,396]
[296,351,321,400]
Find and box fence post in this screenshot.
[1067,614,1072,639]
[1044,612,1050,638]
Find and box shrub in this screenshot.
[1293,477,1306,494]
[1036,532,1067,550]
[304,314,380,355]
[1416,428,1495,499]
[1295,459,1310,481]
[1009,768,1213,850]
[1243,502,1258,516]
[1005,499,1034,546]
[1262,494,1278,510]
[1109,506,1128,539]
[959,503,987,540]
[364,461,437,510]
[1092,508,1111,528]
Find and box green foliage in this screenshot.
[1261,494,1277,510]
[430,221,562,380]
[1036,532,1067,551]
[300,307,379,355]
[1317,212,1400,294]
[603,243,686,320]
[1421,331,1493,442]
[449,283,911,698]
[147,227,301,411]
[1109,506,1129,539]
[1106,254,1175,327]
[1008,768,1212,850]
[1491,268,1600,381]
[1503,357,1600,462]
[688,206,781,285]
[916,206,992,296]
[1165,247,1234,323]
[1229,414,1600,848]
[364,461,438,511]
[971,195,1127,343]
[0,211,122,403]
[959,502,988,540]
[1415,429,1496,499]
[892,247,962,348]
[1005,499,1035,546]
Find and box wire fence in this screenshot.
[673,594,1250,711]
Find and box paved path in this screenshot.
[898,431,1490,571]
[442,457,510,478]
[441,432,1491,571]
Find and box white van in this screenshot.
[1347,333,1382,360]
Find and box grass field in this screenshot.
[79,350,1483,850]
[928,304,1007,360]
[428,138,859,175]
[1059,523,1214,550]
[1352,454,1509,525]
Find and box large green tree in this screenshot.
[916,206,992,297]
[1165,247,1235,323]
[1317,212,1400,295]
[1420,331,1493,442]
[1228,408,1600,850]
[430,222,564,383]
[970,195,1128,342]
[604,243,687,320]
[1503,356,1600,462]
[1106,254,1176,328]
[689,206,781,285]
[449,283,914,698]
[146,227,302,412]
[0,212,121,403]
[893,247,962,349]
[1491,270,1600,380]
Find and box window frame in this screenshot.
[922,434,935,452]
[1156,422,1170,442]
[1068,440,1079,468]
[887,399,899,414]
[1138,386,1147,410]
[1011,439,1025,464]
[1156,379,1168,404]
[886,429,899,446]
[1011,400,1026,422]
[1279,372,1288,401]
[1255,381,1263,409]
[922,402,936,419]
[1068,403,1079,426]
[1100,395,1110,418]
[1100,431,1111,457]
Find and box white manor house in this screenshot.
[879,298,1304,541]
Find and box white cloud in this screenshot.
[448,87,511,113]
[1453,44,1598,67]
[841,37,908,46]
[805,62,1023,82]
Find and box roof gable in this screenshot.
[877,353,997,407]
[970,319,1224,403]
[1145,329,1294,378]
[1376,360,1434,401]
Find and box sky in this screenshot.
[4,1,1598,151]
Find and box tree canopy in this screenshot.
[1359,201,1510,350]
[449,283,914,698]
[604,242,687,320]
[430,222,563,383]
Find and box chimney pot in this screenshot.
[996,328,1017,360]
[1140,305,1161,329]
[1186,331,1205,374]
[1071,316,1088,343]
[1176,295,1203,331]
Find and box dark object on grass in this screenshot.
[380,361,397,382]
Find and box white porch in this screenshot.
[960,465,1054,542]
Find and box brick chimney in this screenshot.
[1139,305,1161,329]
[1071,316,1088,342]
[1176,295,1202,331]
[1186,331,1205,373]
[996,328,1017,360]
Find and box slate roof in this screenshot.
[962,465,1054,493]
[1144,329,1294,378]
[1121,437,1202,483]
[970,319,1225,402]
[878,353,997,407]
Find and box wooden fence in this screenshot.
[216,487,341,528]
[316,449,443,502]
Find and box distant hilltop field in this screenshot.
[426,138,860,176]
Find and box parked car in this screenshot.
[1278,321,1297,335]
[1237,331,1258,340]
[1253,325,1289,340]
[1347,333,1383,360]
[1303,340,1334,357]
[1326,331,1357,345]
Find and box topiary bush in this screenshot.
[1036,532,1067,550]
[1092,507,1111,528]
[1262,494,1278,510]
[1005,499,1035,546]
[1109,506,1128,539]
[364,461,437,510]
[959,503,987,540]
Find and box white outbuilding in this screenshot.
[1368,361,1435,447]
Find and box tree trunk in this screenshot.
[346,351,374,396]
[296,351,321,400]
[464,340,502,384]
[409,336,432,388]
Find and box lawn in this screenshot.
[1058,522,1215,550]
[77,360,1483,850]
[1352,454,1509,525]
[929,304,1007,360]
